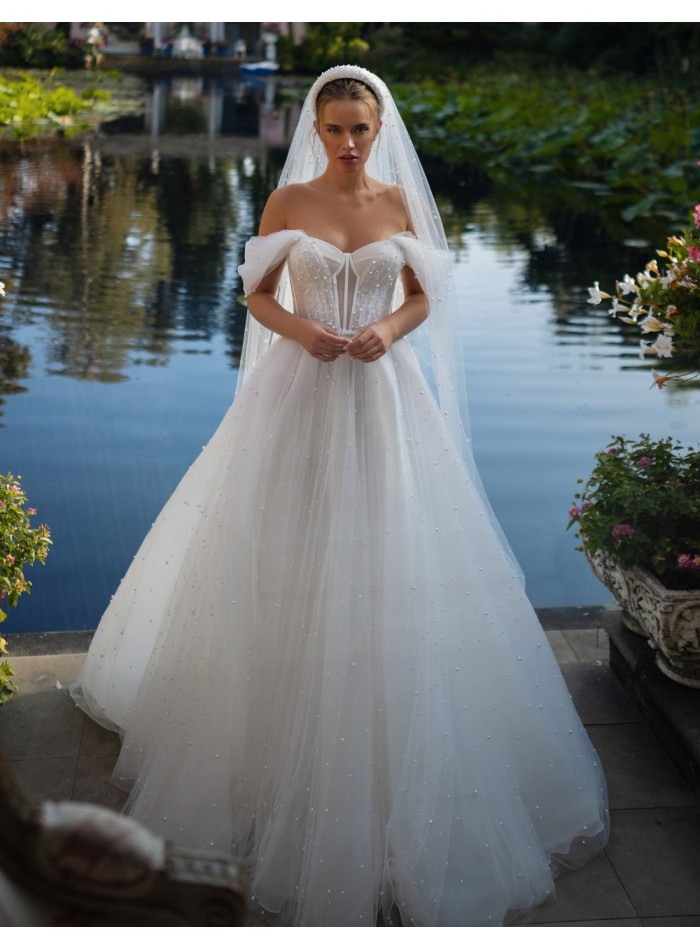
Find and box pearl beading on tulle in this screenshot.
[72,225,610,927]
[288,236,404,340]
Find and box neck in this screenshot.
[318,166,372,196]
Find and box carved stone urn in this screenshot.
[587,548,700,688]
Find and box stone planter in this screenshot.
[587,548,700,688]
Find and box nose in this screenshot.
[342,130,355,150]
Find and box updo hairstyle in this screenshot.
[314,78,381,125]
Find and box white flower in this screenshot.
[640,340,656,359]
[618,274,637,295]
[587,281,611,305]
[640,315,663,334]
[0,281,4,297]
[607,298,630,316]
[654,333,674,358]
[637,272,651,288]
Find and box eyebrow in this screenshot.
[324,123,370,129]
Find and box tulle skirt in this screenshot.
[72,337,608,926]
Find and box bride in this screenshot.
[71,66,608,926]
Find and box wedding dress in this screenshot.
[71,228,609,926]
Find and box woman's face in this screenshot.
[315,99,379,171]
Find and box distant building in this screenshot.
[92,23,308,59]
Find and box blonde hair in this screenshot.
[314,78,381,125]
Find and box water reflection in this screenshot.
[0,334,30,422]
[1,135,659,397]
[1,78,699,631]
[0,139,256,384]
[110,75,301,151]
[419,156,690,375]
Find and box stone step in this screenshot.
[603,608,700,797]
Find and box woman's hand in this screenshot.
[346,322,395,362]
[298,320,348,362]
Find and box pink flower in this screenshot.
[689,246,700,263]
[678,554,700,570]
[694,204,700,227]
[582,500,593,510]
[612,523,635,542]
[5,555,14,565]
[607,448,618,455]
[27,507,36,515]
[568,505,581,520]
[637,457,652,468]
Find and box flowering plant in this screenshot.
[0,474,52,702]
[588,206,700,387]
[567,434,700,591]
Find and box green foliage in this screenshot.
[0,473,52,703]
[291,23,369,74]
[392,66,700,222]
[362,23,700,83]
[568,435,700,589]
[0,23,83,70]
[0,71,115,140]
[0,636,15,703]
[0,473,52,613]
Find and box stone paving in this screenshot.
[2,609,700,927]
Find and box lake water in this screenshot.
[2,75,700,633]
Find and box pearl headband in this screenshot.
[308,65,386,118]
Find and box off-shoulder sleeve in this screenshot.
[391,233,452,312]
[238,230,305,296]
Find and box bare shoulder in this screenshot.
[382,183,405,203]
[389,183,410,212]
[374,182,412,231]
[258,184,314,235]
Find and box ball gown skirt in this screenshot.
[71,231,609,926]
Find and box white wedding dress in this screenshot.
[72,230,608,927]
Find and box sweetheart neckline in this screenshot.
[295,229,413,256]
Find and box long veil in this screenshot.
[237,65,524,585]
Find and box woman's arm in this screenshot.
[345,266,428,363]
[245,191,348,363]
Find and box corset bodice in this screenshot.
[287,235,408,338]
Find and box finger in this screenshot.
[347,338,375,357]
[348,330,372,346]
[322,331,348,346]
[356,343,383,360]
[356,349,382,363]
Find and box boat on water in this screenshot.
[240,61,280,77]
